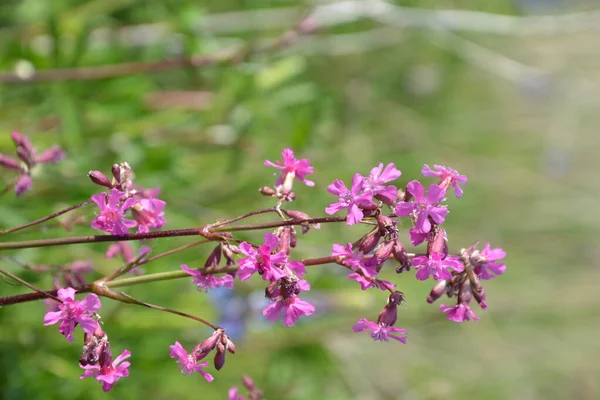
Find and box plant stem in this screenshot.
[0,200,92,236]
[0,216,345,250]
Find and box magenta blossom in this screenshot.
[91,189,138,235]
[440,303,479,322]
[237,233,288,281]
[411,252,464,281]
[263,279,315,327]
[265,148,315,191]
[132,198,166,233]
[395,180,447,233]
[363,162,402,204]
[348,273,395,291]
[352,318,407,343]
[43,287,101,342]
[422,164,467,198]
[331,243,374,277]
[326,173,374,225]
[0,132,65,195]
[474,243,506,280]
[228,388,247,400]
[169,342,214,382]
[263,295,315,327]
[79,349,131,392]
[181,264,234,292]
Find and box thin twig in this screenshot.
[0,200,93,236]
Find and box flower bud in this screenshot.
[214,342,226,370]
[242,376,256,391]
[204,245,222,269]
[88,170,113,188]
[276,227,293,255]
[111,163,122,183]
[427,227,448,257]
[393,240,411,273]
[427,280,449,304]
[0,154,21,170]
[192,329,221,361]
[374,240,394,263]
[36,145,65,164]
[282,209,319,233]
[16,147,33,167]
[259,186,276,197]
[265,281,279,300]
[376,214,393,233]
[458,279,473,306]
[354,229,381,254]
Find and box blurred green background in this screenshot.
[1,0,599,399]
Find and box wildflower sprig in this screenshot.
[0,134,505,395]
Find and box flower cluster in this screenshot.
[43,288,131,392]
[170,328,236,382]
[16,145,505,396]
[0,131,64,195]
[229,376,263,400]
[326,163,401,225]
[88,163,167,236]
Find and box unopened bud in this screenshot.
[354,230,381,254]
[88,170,112,188]
[242,376,256,391]
[193,329,221,360]
[204,245,222,268]
[276,227,293,255]
[0,154,21,170]
[393,240,411,272]
[427,280,449,304]
[265,281,279,299]
[259,186,276,197]
[214,342,226,370]
[16,146,33,167]
[376,215,393,233]
[282,209,318,233]
[111,164,122,183]
[427,227,448,257]
[458,279,473,306]
[374,240,394,263]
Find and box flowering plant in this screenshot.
[0,133,506,395]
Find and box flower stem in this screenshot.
[0,199,93,236]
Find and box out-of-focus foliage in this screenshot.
[1,0,599,399]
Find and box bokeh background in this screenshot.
[1,0,599,399]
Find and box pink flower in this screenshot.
[79,349,131,392]
[363,163,402,204]
[411,252,464,281]
[237,233,288,281]
[263,279,315,327]
[132,198,166,233]
[228,387,247,400]
[326,174,374,226]
[263,294,315,327]
[169,341,214,382]
[91,189,138,235]
[422,164,467,198]
[440,304,479,322]
[43,287,101,342]
[331,243,374,277]
[0,132,65,196]
[181,264,234,292]
[475,243,506,280]
[352,318,407,343]
[265,148,315,191]
[15,174,33,195]
[395,180,447,233]
[348,273,395,291]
